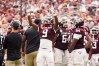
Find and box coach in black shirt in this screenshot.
[23,27,40,54]
[3,21,22,66]
[22,18,40,66]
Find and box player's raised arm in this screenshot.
[53,15,58,31]
[51,5,58,31]
[28,15,38,30]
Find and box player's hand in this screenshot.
[51,6,58,16]
[52,10,58,16]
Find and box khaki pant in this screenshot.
[25,51,38,66]
[6,59,22,66]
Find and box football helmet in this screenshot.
[90,26,99,35]
[59,16,72,28]
[71,16,84,28]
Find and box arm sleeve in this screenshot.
[73,34,82,40]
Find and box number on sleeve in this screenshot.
[75,29,80,32]
[84,36,87,45]
[42,29,48,37]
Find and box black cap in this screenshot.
[34,18,41,25]
[11,21,20,30]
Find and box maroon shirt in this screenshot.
[73,27,86,50]
[39,24,55,41]
[54,27,72,50]
[92,35,99,54]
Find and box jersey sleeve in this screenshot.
[73,29,83,40]
[73,34,82,40]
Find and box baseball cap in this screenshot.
[11,21,20,30]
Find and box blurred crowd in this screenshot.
[0,0,99,35]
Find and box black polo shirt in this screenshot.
[3,32,22,61]
[24,27,40,54]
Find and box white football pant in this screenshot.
[36,39,54,66]
[67,48,87,66]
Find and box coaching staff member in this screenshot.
[22,18,40,66]
[3,21,22,66]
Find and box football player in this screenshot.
[53,17,73,66]
[89,26,99,66]
[83,26,92,66]
[28,13,58,66]
[68,17,92,66]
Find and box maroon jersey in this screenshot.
[73,27,86,49]
[91,35,99,54]
[54,27,72,50]
[39,24,55,41]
